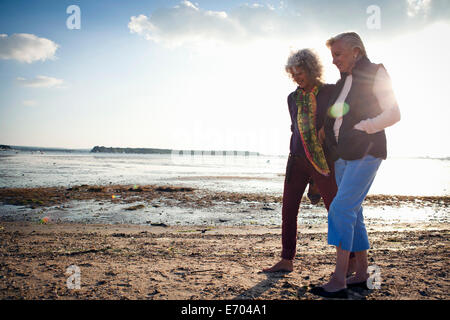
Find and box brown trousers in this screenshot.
[281,154,338,260]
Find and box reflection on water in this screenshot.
[1,150,449,226]
[0,151,449,197]
[0,199,447,226]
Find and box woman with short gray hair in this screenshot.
[326,32,367,58]
[262,49,338,273]
[310,32,401,298]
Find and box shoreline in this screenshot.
[1,183,448,209]
[0,221,448,300]
[0,183,448,227]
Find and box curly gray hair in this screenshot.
[285,48,324,83]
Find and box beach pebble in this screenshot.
[148,289,159,296]
[151,222,168,227]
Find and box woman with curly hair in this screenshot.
[262,49,338,273]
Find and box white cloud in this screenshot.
[16,75,64,88]
[0,33,58,63]
[128,1,285,47]
[406,0,432,17]
[23,100,38,107]
[129,0,449,49]
[176,0,199,10]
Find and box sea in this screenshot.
[0,148,449,226]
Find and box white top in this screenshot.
[333,67,401,141]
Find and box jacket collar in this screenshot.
[340,56,371,79]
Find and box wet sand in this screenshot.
[0,183,448,209]
[0,184,449,300]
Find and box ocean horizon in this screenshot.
[2,144,450,160]
[1,146,449,197]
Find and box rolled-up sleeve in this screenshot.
[354,67,401,134]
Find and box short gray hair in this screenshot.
[326,32,367,58]
[285,48,324,83]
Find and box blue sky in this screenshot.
[1,0,449,156]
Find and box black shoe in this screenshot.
[310,286,348,299]
[347,280,370,290]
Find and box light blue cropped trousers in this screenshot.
[327,155,383,252]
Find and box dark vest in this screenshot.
[324,56,387,161]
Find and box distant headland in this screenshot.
[0,144,260,156]
[0,145,12,150]
[91,146,172,154]
[0,145,88,153]
[90,146,260,156]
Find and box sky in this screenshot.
[0,0,449,157]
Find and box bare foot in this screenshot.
[321,274,346,292]
[346,273,369,285]
[262,259,293,273]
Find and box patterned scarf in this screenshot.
[296,85,331,176]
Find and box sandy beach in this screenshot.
[0,221,448,300]
[0,184,449,300]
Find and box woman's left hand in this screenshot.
[354,119,377,134]
[318,127,325,144]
